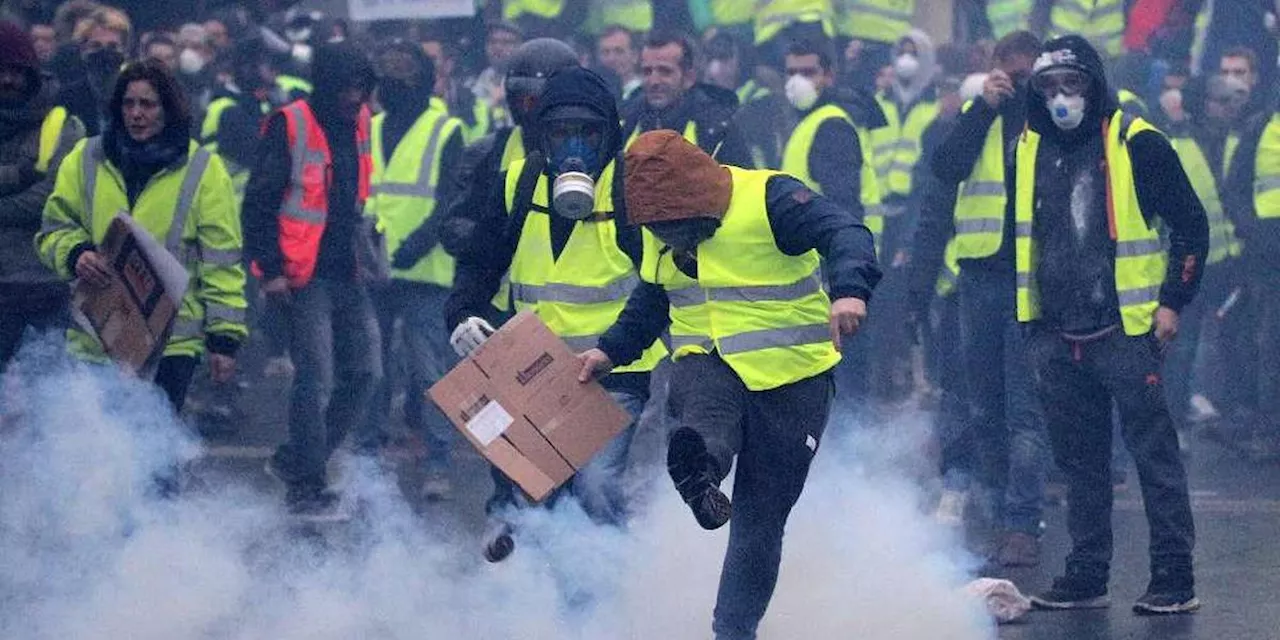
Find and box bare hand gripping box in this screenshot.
[428,312,629,502]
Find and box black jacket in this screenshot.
[1023,36,1207,332]
[597,174,881,368]
[241,43,378,285]
[622,83,753,168]
[443,67,649,394]
[792,91,864,218]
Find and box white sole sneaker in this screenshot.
[1133,596,1200,615]
[1030,594,1111,610]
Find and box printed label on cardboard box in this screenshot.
[465,399,513,447]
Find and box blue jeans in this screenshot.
[361,281,458,471]
[958,266,1048,535]
[272,278,383,489]
[487,388,646,527]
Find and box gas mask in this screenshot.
[549,132,602,220]
[785,74,819,111]
[1047,93,1086,130]
[179,48,205,75]
[894,54,920,81]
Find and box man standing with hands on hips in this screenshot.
[578,130,881,640]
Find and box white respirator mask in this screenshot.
[785,74,819,111]
[1047,93,1086,130]
[179,48,205,75]
[894,54,920,80]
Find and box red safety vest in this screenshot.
[263,99,373,287]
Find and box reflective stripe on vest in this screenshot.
[37,106,67,174]
[836,0,914,42]
[640,166,839,391]
[1049,0,1125,57]
[782,103,852,194]
[953,101,1006,259]
[504,158,667,374]
[80,140,213,255]
[855,124,885,257]
[1170,135,1231,264]
[273,100,373,287]
[77,142,219,345]
[1254,114,1280,220]
[1016,110,1167,336]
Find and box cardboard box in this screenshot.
[73,214,187,375]
[428,312,630,502]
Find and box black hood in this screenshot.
[376,39,436,114]
[1027,36,1118,140]
[309,42,375,115]
[534,67,623,166]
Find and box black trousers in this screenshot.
[0,294,69,368]
[669,354,833,640]
[1025,326,1195,587]
[155,355,199,412]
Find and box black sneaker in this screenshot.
[667,428,731,530]
[286,486,349,523]
[481,519,515,563]
[1030,576,1110,610]
[1133,589,1200,615]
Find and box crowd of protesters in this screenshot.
[0,0,1278,634]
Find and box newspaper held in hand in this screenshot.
[73,213,189,377]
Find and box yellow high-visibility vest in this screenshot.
[585,0,652,34]
[835,0,914,43]
[1169,134,1232,265]
[1254,113,1280,220]
[38,138,247,359]
[1049,0,1125,57]
[640,166,840,390]
[987,0,1033,39]
[1015,110,1167,336]
[953,100,1007,260]
[869,94,939,198]
[755,0,835,45]
[503,0,566,20]
[369,106,462,286]
[504,158,667,373]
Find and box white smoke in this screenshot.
[0,342,995,640]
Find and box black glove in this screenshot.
[391,228,436,270]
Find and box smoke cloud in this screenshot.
[1,342,995,640]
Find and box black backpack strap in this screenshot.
[509,150,545,237]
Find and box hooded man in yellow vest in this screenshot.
[436,38,579,264]
[444,67,664,562]
[1016,36,1207,615]
[354,40,466,500]
[578,130,880,640]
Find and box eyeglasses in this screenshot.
[1032,69,1089,97]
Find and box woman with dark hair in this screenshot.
[37,58,248,412]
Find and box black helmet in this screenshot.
[504,38,579,128]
